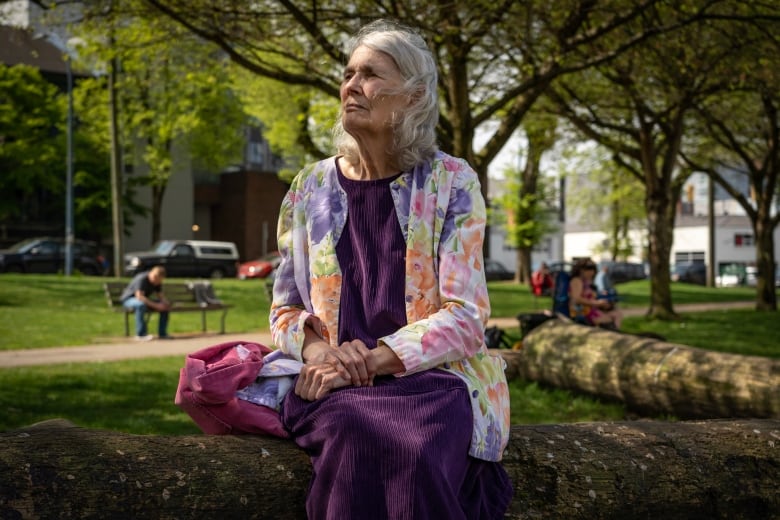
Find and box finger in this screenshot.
[337,341,371,386]
[322,351,352,381]
[335,347,365,386]
[297,364,330,401]
[314,372,349,400]
[294,367,314,400]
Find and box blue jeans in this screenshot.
[122,297,169,337]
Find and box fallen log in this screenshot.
[1,418,778,519]
[503,319,780,420]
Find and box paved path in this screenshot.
[0,332,274,368]
[0,301,755,368]
[485,300,755,329]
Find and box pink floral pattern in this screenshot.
[270,151,510,462]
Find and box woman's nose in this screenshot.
[343,74,362,93]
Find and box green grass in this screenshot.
[0,274,776,434]
[0,274,271,350]
[486,278,758,318]
[0,356,200,435]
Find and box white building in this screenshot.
[489,171,780,276]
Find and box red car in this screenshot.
[237,252,281,280]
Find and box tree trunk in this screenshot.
[517,246,532,285]
[506,319,780,419]
[645,185,677,319]
[1,418,777,520]
[754,216,778,311]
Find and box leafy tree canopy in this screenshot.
[0,64,65,222]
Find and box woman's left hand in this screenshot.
[295,361,351,401]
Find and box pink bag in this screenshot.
[175,340,289,438]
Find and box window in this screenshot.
[734,234,753,247]
[173,245,195,257]
[200,247,234,256]
[675,251,705,263]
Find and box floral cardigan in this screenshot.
[270,151,510,462]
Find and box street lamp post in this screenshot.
[37,32,76,275]
[64,56,74,276]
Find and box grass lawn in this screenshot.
[0,274,272,350]
[0,274,776,434]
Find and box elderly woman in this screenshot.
[270,19,512,519]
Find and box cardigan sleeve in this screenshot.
[269,178,312,362]
[380,157,491,374]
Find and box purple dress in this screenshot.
[280,167,512,519]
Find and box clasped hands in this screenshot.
[154,300,172,312]
[296,339,377,401]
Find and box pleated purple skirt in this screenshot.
[281,369,513,520]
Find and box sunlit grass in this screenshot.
[0,274,271,350]
[0,274,776,434]
[0,354,628,433]
[0,356,200,434]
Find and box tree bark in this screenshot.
[505,319,780,419]
[1,418,777,520]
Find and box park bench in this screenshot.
[103,280,232,336]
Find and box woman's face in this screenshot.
[340,45,408,139]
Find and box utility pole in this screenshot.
[109,51,124,277]
[107,0,124,278]
[707,176,715,287]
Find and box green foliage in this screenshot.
[556,143,646,260]
[0,64,65,221]
[0,63,116,240]
[69,5,249,239]
[110,23,245,179]
[230,67,338,177]
[494,177,554,249]
[69,76,115,239]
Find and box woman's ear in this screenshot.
[408,85,424,105]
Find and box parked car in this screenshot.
[671,262,706,285]
[600,261,647,284]
[124,240,239,279]
[237,252,281,280]
[744,265,780,287]
[0,237,105,275]
[485,259,515,281]
[548,261,573,275]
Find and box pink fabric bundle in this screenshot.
[175,340,289,438]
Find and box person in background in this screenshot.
[270,19,512,519]
[594,262,619,310]
[569,258,622,329]
[531,261,554,296]
[120,265,171,341]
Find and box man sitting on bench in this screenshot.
[120,265,172,341]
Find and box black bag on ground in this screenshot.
[484,326,512,349]
[516,312,554,337]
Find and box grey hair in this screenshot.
[333,19,439,170]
